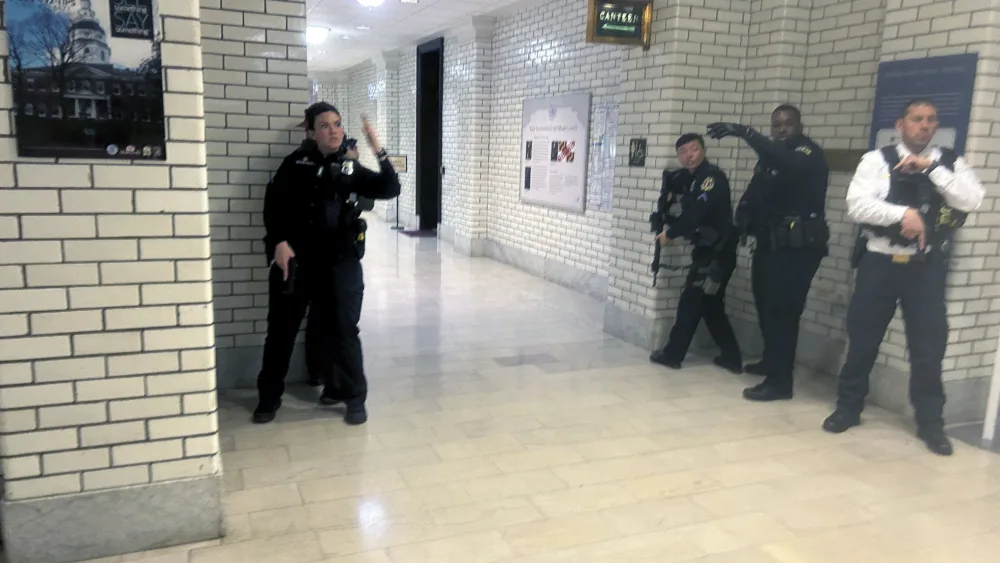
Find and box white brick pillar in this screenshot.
[718,0,813,354]
[440,16,495,256]
[398,54,418,228]
[372,51,402,223]
[0,1,222,561]
[200,0,310,388]
[604,0,753,350]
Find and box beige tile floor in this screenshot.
[84,221,1000,562]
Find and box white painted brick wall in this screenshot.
[202,0,309,350]
[0,0,220,501]
[488,0,620,273]
[797,0,885,346]
[876,0,1000,381]
[398,52,418,226]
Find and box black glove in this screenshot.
[706,122,751,140]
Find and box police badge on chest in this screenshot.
[341,160,354,176]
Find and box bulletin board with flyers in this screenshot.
[519,92,592,214]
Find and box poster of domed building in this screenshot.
[5,0,166,160]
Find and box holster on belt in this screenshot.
[769,215,829,250]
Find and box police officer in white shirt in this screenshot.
[822,99,985,456]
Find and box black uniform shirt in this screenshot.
[664,160,734,243]
[739,133,828,231]
[263,144,400,260]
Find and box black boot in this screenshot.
[650,350,682,370]
[742,380,792,402]
[713,356,743,374]
[917,427,953,456]
[822,409,860,433]
[743,360,766,376]
[319,386,347,406]
[252,399,282,424]
[344,399,368,425]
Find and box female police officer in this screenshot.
[254,102,400,425]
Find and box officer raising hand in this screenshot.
[707,105,830,402]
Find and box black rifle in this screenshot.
[649,170,686,286]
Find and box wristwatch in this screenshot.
[376,148,388,160]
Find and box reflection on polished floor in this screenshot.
[86,220,1000,563]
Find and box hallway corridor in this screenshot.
[86,221,1000,563]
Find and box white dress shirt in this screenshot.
[846,143,986,255]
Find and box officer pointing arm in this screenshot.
[704,105,829,402]
[706,122,823,175]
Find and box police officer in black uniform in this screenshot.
[707,105,830,401]
[301,137,359,388]
[649,133,742,372]
[822,99,984,455]
[254,102,400,425]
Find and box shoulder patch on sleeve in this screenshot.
[700,176,715,192]
[795,145,813,156]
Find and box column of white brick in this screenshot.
[334,71,352,128]
[398,53,418,228]
[799,0,886,343]
[373,51,401,223]
[605,0,751,348]
[720,0,812,334]
[877,0,1000,384]
[0,1,222,559]
[439,18,493,252]
[0,0,218,501]
[200,0,308,367]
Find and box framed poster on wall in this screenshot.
[519,92,592,214]
[869,53,978,154]
[5,0,167,160]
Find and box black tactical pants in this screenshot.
[835,251,949,430]
[751,246,823,392]
[257,255,367,409]
[661,243,742,364]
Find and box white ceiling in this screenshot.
[305,0,538,72]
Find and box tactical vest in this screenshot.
[862,146,967,253]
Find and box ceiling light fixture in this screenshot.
[306,26,330,44]
[340,35,351,40]
[357,0,386,7]
[357,25,371,30]
[400,0,419,3]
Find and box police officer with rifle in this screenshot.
[649,133,742,373]
[823,99,984,456]
[254,102,400,425]
[707,105,830,402]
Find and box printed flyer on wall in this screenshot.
[519,92,592,214]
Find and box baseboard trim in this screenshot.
[484,240,607,300]
[1,476,222,563]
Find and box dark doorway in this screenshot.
[416,38,444,232]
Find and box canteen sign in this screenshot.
[586,0,652,50]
